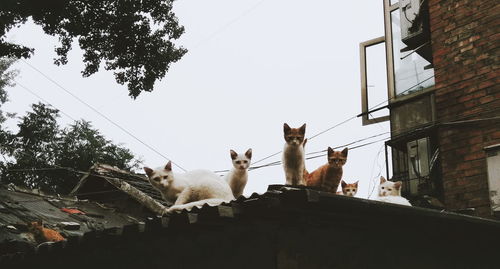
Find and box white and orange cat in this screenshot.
[224,148,252,198]
[306,147,348,193]
[341,180,358,197]
[282,123,307,186]
[144,161,234,213]
[377,176,412,206]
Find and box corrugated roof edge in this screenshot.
[2,184,500,264]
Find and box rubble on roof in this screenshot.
[0,185,147,256]
[70,164,168,215]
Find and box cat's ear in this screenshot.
[230,150,238,160]
[299,123,306,135]
[165,161,172,171]
[341,180,347,188]
[144,167,154,177]
[37,220,43,226]
[327,147,334,156]
[341,147,348,157]
[380,176,386,184]
[394,181,402,190]
[245,148,252,159]
[354,181,359,187]
[283,123,291,134]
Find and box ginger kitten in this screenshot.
[282,123,307,186]
[377,176,412,206]
[224,148,252,198]
[27,220,65,243]
[144,161,234,213]
[306,147,348,193]
[341,180,358,197]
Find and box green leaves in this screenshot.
[0,0,187,98]
[0,103,140,194]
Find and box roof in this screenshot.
[2,168,499,268]
[0,184,149,257]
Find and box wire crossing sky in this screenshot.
[4,0,391,197]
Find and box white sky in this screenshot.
[3,0,391,198]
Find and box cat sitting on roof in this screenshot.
[305,147,348,194]
[377,176,412,206]
[282,123,307,186]
[224,148,252,198]
[144,161,234,214]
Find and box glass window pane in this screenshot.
[366,42,389,119]
[486,147,500,213]
[390,0,399,5]
[391,10,434,97]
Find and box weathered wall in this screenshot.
[429,0,500,217]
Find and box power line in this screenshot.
[14,80,77,121]
[20,59,187,172]
[191,0,270,49]
[247,75,435,174]
[304,137,390,161]
[244,136,390,173]
[306,131,390,155]
[367,143,386,199]
[214,133,390,173]
[308,116,359,140]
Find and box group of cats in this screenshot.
[143,123,411,213]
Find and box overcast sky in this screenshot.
[4,0,391,198]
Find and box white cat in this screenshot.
[377,176,412,206]
[224,148,252,198]
[144,161,234,213]
[282,123,307,185]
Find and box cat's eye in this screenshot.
[163,176,168,179]
[153,177,160,182]
[381,187,385,189]
[388,188,392,191]
[243,160,248,163]
[236,161,241,164]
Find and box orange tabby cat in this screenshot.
[27,220,65,243]
[305,147,348,193]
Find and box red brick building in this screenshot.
[360,0,499,218]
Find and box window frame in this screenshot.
[359,36,390,126]
[384,0,400,102]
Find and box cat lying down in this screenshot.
[144,161,234,214]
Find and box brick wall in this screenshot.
[429,0,500,217]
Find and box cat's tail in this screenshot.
[166,198,229,213]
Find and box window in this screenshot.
[389,135,441,198]
[359,0,436,126]
[390,8,435,97]
[485,144,500,217]
[359,37,390,125]
[383,0,435,99]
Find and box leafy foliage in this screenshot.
[0,0,187,98]
[0,57,18,124]
[0,103,141,194]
